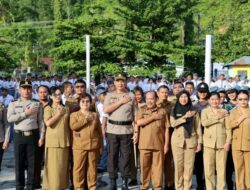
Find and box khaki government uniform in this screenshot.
[156,99,174,188]
[42,105,71,190]
[130,102,146,181]
[229,108,250,190]
[201,107,231,190]
[137,106,170,190]
[170,110,202,190]
[70,110,103,190]
[168,95,177,108]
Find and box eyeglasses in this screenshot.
[238,98,248,101]
[81,100,90,103]
[53,93,61,97]
[75,85,85,89]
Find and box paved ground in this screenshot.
[0,143,202,190]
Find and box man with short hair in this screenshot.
[7,80,44,190]
[168,81,183,106]
[34,85,49,188]
[104,74,134,190]
[156,85,174,190]
[135,91,170,190]
[0,87,14,108]
[62,81,73,105]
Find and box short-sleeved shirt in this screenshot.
[7,99,45,139]
[104,91,134,135]
[44,105,71,148]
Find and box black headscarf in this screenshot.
[174,90,195,137]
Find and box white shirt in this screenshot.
[143,83,157,92]
[127,82,137,91]
[0,94,14,107]
[192,79,201,89]
[214,80,229,89]
[96,102,108,123]
[40,80,51,88]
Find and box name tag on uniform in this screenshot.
[75,133,80,138]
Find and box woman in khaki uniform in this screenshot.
[201,92,231,190]
[170,90,202,190]
[70,93,103,190]
[229,90,250,190]
[43,87,71,190]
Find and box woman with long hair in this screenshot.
[43,86,70,190]
[170,90,202,190]
[229,90,250,190]
[201,92,231,190]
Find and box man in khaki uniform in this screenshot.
[156,85,174,190]
[168,81,183,107]
[135,91,170,190]
[201,105,231,190]
[103,74,134,190]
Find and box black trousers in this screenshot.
[194,150,205,189]
[0,141,3,170]
[34,144,44,187]
[14,130,39,190]
[226,149,235,190]
[107,133,132,179]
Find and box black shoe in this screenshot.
[128,179,138,187]
[164,185,175,190]
[109,179,117,190]
[34,184,42,189]
[121,178,129,190]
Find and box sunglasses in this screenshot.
[238,98,248,101]
[75,85,85,89]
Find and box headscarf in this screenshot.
[174,90,195,137]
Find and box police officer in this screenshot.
[103,73,134,190]
[135,91,170,190]
[7,80,45,190]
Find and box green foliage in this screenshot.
[0,0,249,77]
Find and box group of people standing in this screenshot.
[0,73,250,190]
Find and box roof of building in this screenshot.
[224,56,250,67]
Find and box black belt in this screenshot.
[108,119,132,126]
[15,129,38,136]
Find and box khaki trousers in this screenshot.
[140,149,164,190]
[171,144,196,190]
[73,149,99,190]
[232,150,250,190]
[203,147,227,190]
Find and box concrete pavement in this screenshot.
[0,143,203,190]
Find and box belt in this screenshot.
[15,129,38,136]
[108,119,132,126]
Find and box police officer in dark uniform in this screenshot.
[103,74,134,190]
[7,80,45,190]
